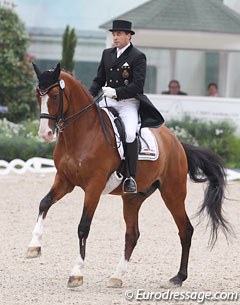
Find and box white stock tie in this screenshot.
[117,49,122,58]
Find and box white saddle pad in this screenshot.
[102,108,159,161]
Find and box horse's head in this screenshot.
[33,62,96,143]
[33,62,67,142]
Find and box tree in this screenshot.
[0,7,36,122]
[61,25,77,72]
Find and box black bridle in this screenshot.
[37,79,98,132]
[37,79,115,146]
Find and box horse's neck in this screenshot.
[59,89,99,149]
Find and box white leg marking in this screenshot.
[28,214,45,247]
[70,255,85,277]
[111,255,128,280]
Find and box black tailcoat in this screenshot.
[89,43,164,128]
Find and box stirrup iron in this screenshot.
[123,177,137,193]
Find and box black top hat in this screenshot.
[109,20,135,35]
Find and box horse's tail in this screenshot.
[181,142,232,246]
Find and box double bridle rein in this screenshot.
[37,79,98,132]
[37,79,115,146]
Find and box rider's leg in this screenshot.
[118,99,140,193]
[124,138,138,193]
[99,97,139,193]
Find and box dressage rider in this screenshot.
[89,20,164,193]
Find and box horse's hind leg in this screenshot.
[107,193,146,288]
[26,173,74,258]
[160,181,194,287]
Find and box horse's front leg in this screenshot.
[108,194,143,288]
[26,173,74,258]
[67,190,102,288]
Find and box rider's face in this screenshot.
[112,31,131,49]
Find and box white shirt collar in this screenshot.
[117,43,131,58]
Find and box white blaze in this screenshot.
[38,94,54,142]
[40,94,49,114]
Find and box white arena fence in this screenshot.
[0,158,240,181]
[0,158,56,175]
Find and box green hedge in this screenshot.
[0,135,54,161]
[0,119,54,161]
[166,116,240,168]
[1,118,240,168]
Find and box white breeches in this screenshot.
[99,97,140,143]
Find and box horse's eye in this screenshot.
[52,95,58,102]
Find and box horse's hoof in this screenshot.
[67,276,83,288]
[169,275,183,287]
[107,277,123,288]
[26,247,41,258]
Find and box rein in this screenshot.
[95,98,119,148]
[37,79,116,148]
[38,80,102,132]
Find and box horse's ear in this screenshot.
[53,63,61,78]
[32,62,42,78]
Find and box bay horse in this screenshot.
[27,63,230,288]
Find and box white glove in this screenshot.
[102,87,117,99]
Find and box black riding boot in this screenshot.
[123,138,138,193]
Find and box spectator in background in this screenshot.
[162,79,187,95]
[207,82,219,97]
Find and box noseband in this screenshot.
[37,79,97,132]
